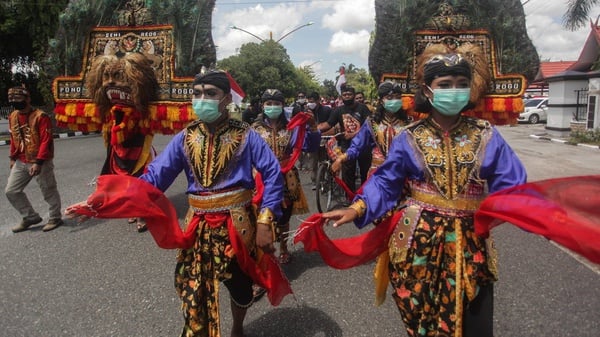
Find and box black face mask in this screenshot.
[11,101,27,110]
[343,99,354,106]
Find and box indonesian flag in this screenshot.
[226,71,245,107]
[335,65,346,95]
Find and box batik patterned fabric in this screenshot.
[354,116,526,337]
[135,120,288,336]
[175,209,250,337]
[388,117,493,337]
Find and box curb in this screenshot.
[529,134,600,150]
[0,131,99,146]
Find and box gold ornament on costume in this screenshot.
[185,120,247,188]
[408,117,490,200]
[253,122,293,162]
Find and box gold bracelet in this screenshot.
[348,199,367,218]
[257,207,277,241]
[338,153,348,162]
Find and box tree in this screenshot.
[45,0,215,79]
[321,79,338,99]
[218,40,319,101]
[0,0,216,107]
[0,0,69,105]
[344,67,377,101]
[370,0,540,84]
[41,0,216,108]
[296,66,321,95]
[563,0,600,30]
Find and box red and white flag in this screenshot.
[226,72,246,107]
[335,65,346,95]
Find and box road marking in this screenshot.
[551,241,600,274]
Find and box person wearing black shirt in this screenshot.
[241,97,260,124]
[291,91,307,117]
[306,91,332,189]
[320,85,371,192]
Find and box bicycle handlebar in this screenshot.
[320,132,344,139]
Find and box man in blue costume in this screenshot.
[68,70,288,337]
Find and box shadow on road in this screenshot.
[244,304,343,337]
[280,249,326,282]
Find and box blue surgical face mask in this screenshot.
[428,87,471,116]
[263,105,283,119]
[383,99,402,113]
[192,98,222,123]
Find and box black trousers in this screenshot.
[341,150,372,192]
[463,283,494,337]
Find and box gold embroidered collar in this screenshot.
[409,117,489,199]
[184,119,247,188]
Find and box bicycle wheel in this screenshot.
[315,161,334,213]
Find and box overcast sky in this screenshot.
[213,0,600,83]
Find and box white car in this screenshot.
[518,97,548,124]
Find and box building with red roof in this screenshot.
[543,19,600,135]
[527,61,576,96]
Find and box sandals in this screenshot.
[136,219,147,233]
[128,218,148,233]
[278,252,292,264]
[252,284,266,301]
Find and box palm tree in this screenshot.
[563,0,600,31]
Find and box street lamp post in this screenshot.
[229,22,314,43]
[229,25,265,42]
[306,60,322,68]
[276,22,314,43]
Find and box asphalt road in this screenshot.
[0,123,598,337]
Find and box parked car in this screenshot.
[518,97,548,124]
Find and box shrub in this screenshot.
[569,128,600,145]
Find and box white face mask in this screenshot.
[307,102,317,110]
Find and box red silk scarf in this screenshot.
[67,175,292,305]
[475,175,600,264]
[293,212,401,269]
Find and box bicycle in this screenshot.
[315,133,347,213]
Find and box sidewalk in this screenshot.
[529,132,600,150]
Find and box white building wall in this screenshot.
[588,78,600,129]
[546,79,588,136]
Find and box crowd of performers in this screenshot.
[64,44,600,337]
